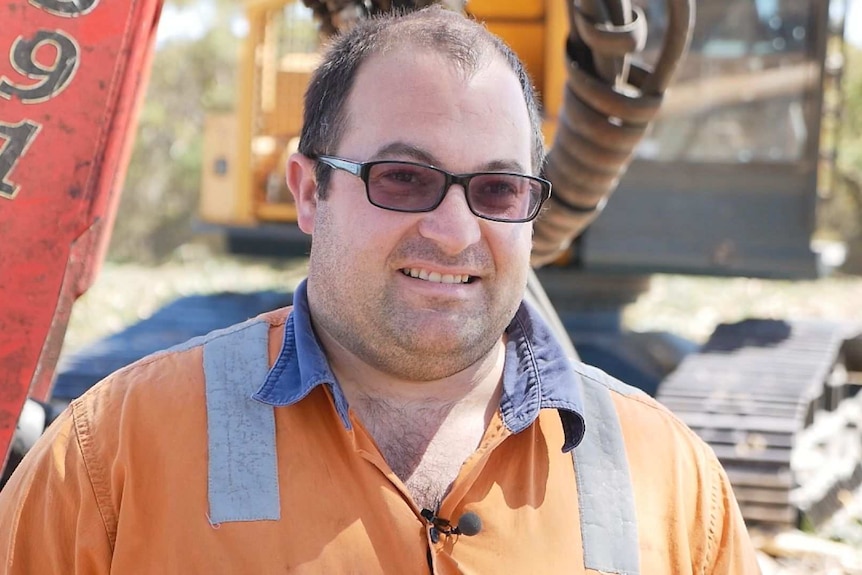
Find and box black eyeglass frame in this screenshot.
[314,154,552,223]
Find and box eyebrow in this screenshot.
[370,141,528,174]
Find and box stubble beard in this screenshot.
[312,275,519,381]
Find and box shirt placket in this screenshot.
[426,410,512,574]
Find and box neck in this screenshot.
[315,324,506,507]
[323,330,506,413]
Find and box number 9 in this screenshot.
[0,30,80,103]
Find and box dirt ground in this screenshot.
[62,250,862,572]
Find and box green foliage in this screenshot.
[838,45,862,178]
[832,43,862,270]
[107,0,241,263]
[819,43,862,252]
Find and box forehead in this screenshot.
[338,48,533,171]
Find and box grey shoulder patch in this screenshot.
[203,319,280,524]
[574,370,641,574]
[575,361,649,399]
[165,316,268,355]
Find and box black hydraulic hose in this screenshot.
[642,0,694,95]
[531,0,694,267]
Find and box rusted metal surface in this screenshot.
[0,0,162,470]
[658,319,862,528]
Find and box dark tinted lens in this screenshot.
[467,174,540,221]
[367,162,445,211]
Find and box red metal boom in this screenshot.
[0,0,163,468]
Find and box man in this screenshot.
[0,6,760,573]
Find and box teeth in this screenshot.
[402,268,471,284]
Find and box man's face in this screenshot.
[293,49,535,381]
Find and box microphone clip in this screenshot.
[421,508,482,542]
[421,508,458,537]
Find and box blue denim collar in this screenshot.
[253,280,585,452]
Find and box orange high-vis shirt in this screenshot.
[0,281,760,573]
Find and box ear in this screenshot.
[286,152,319,234]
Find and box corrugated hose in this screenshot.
[532,0,694,267]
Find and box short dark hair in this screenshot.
[297,6,545,196]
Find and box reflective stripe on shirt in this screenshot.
[576,364,642,574]
[202,319,280,524]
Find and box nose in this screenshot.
[416,184,482,254]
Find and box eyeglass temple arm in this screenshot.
[316,155,363,177]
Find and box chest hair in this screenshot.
[354,397,487,511]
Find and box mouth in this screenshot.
[400,267,476,284]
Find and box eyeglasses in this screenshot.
[314,155,551,223]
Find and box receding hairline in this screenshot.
[360,9,500,77]
[335,14,530,159]
[339,45,529,149]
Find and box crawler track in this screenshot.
[657,319,862,529]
